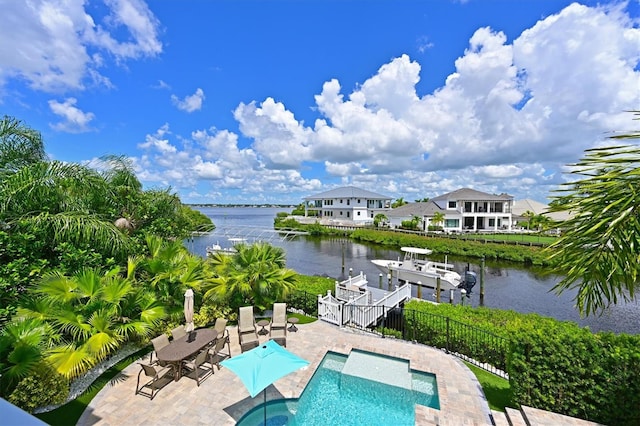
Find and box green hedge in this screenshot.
[404,300,640,425]
[509,326,640,425]
[351,229,553,266]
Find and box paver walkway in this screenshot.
[78,320,493,425]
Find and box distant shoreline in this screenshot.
[189,204,295,208]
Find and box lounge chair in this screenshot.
[150,334,170,364]
[271,303,287,331]
[239,331,259,352]
[237,306,257,335]
[182,349,213,386]
[212,318,231,357]
[135,363,173,399]
[238,306,260,352]
[269,327,286,347]
[171,325,186,341]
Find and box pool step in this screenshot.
[342,350,411,390]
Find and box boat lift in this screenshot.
[204,225,309,244]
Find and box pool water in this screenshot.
[237,350,439,426]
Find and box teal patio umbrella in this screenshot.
[221,340,309,425]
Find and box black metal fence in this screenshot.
[286,291,509,377]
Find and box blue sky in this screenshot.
[1,0,639,205]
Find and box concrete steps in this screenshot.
[492,405,604,426]
[491,410,510,426]
[505,407,528,426]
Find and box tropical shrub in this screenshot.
[204,242,298,313]
[16,266,166,380]
[8,362,68,413]
[193,303,235,328]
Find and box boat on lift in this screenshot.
[371,247,463,291]
[206,238,247,256]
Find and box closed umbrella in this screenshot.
[221,340,309,426]
[184,288,194,333]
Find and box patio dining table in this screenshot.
[156,328,218,381]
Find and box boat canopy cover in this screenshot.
[401,247,433,255]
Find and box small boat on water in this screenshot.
[371,247,464,291]
[206,238,247,256]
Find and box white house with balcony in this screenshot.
[303,186,392,224]
[386,188,514,232]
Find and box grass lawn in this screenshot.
[457,233,557,245]
[35,347,150,426]
[465,362,512,411]
[286,312,317,324]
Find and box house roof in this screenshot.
[304,186,392,200]
[512,199,549,216]
[431,187,513,202]
[513,199,574,222]
[386,201,442,218]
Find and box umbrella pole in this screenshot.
[263,388,267,426]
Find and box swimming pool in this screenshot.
[237,350,440,426]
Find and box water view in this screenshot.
[188,207,640,335]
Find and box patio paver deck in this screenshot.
[77,321,493,425]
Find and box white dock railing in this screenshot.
[317,291,342,326]
[318,273,412,328]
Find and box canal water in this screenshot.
[187,207,640,335]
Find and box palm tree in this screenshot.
[431,212,445,230]
[135,235,209,322]
[373,213,388,227]
[0,116,46,177]
[521,210,535,230]
[549,114,640,315]
[204,242,297,312]
[391,197,407,208]
[0,318,55,394]
[16,266,165,379]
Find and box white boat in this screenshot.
[371,247,463,291]
[206,238,247,256]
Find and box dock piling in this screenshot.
[480,256,485,306]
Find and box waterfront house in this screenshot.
[303,186,392,224]
[387,188,514,232]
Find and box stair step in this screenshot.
[342,350,411,389]
[505,407,528,426]
[491,410,510,426]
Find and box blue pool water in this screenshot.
[237,350,439,426]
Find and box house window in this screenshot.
[347,200,350,205]
[464,202,472,212]
[489,218,495,227]
[357,211,361,216]
[357,199,361,203]
[347,212,350,218]
[444,219,459,228]
[340,199,343,203]
[448,201,457,209]
[340,211,343,216]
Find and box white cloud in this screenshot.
[0,0,162,94]
[223,2,638,204]
[171,88,205,113]
[153,80,171,90]
[234,97,313,168]
[48,98,95,133]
